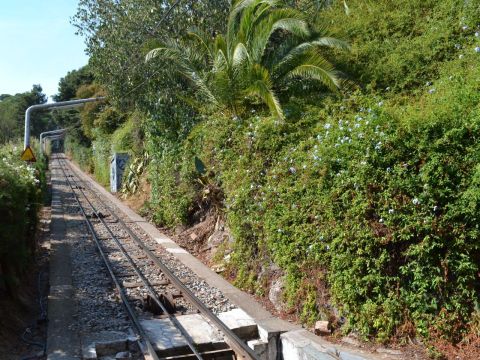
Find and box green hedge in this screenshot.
[0,143,45,295]
[146,44,480,343]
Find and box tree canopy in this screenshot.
[0,85,50,144]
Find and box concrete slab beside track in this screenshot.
[47,161,81,360]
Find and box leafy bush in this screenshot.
[324,0,480,91]
[111,111,145,154]
[68,0,480,347]
[0,143,44,295]
[65,135,94,173]
[145,46,480,341]
[91,129,112,187]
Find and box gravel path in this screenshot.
[62,158,236,316]
[49,155,249,360]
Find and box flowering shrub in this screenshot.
[146,49,480,342]
[67,0,480,348]
[0,144,44,294]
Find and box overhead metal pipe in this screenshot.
[24,97,105,149]
[41,132,66,154]
[42,134,65,154]
[40,129,66,149]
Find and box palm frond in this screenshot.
[311,37,351,51]
[186,29,214,59]
[287,54,342,92]
[145,47,168,62]
[227,0,281,46]
[249,9,309,63]
[232,42,251,66]
[184,71,220,108]
[245,64,284,119]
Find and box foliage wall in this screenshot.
[0,143,46,296]
[67,0,480,350]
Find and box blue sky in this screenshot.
[0,0,88,101]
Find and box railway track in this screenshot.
[54,154,258,360]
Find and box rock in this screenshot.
[95,339,128,356]
[269,262,281,273]
[268,277,285,311]
[212,264,225,273]
[376,347,403,355]
[341,334,360,347]
[174,225,187,234]
[115,351,132,359]
[314,320,330,335]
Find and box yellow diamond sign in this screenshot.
[21,146,36,162]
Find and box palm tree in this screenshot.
[146,0,349,119]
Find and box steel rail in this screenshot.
[63,155,259,360]
[55,156,160,360]
[58,158,204,359]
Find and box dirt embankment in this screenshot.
[0,202,50,360]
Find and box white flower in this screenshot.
[454,44,461,50]
[289,167,296,174]
[462,25,468,31]
[476,32,480,37]
[388,209,394,214]
[412,198,420,205]
[428,88,436,94]
[377,101,384,107]
[475,46,480,53]
[459,54,464,59]
[379,218,384,223]
[324,123,331,130]
[433,205,439,212]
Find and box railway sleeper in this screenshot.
[160,348,236,360]
[143,293,176,315]
[85,211,109,219]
